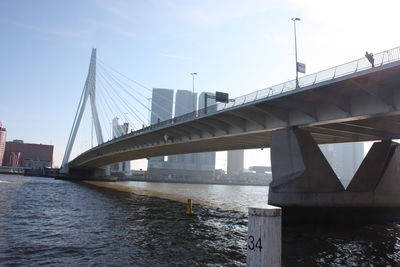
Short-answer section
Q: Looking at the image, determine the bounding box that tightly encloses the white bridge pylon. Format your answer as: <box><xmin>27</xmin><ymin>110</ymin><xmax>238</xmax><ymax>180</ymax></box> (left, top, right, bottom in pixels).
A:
<box><xmin>61</xmin><ymin>48</ymin><xmax>104</xmax><ymax>173</ymax></box>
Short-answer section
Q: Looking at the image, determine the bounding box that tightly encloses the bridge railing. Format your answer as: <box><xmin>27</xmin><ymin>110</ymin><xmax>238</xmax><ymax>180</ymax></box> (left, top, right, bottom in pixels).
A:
<box><xmin>196</xmin><ymin>46</ymin><xmax>400</xmax><ymax>118</ymax></box>
<box><xmin>117</xmin><ymin>46</ymin><xmax>400</xmax><ymax>142</ymax></box>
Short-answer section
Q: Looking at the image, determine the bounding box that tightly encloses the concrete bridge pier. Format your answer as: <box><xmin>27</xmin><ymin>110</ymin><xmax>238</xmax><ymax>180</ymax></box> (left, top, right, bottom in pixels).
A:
<box><xmin>268</xmin><ymin>128</ymin><xmax>400</xmax><ymax>208</ymax></box>
<box><xmin>268</xmin><ymin>127</ymin><xmax>344</xmax><ymax>207</ymax></box>
<box><xmin>66</xmin><ymin>166</ymin><xmax>116</xmax><ymax>181</ymax></box>
<box><xmin>347</xmin><ymin>140</ymin><xmax>400</xmax><ymax>206</ymax></box>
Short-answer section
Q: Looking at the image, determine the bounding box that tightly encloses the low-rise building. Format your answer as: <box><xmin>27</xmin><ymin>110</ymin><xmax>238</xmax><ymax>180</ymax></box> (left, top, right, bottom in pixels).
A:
<box><xmin>3</xmin><ymin>140</ymin><xmax>53</xmax><ymax>169</ymax></box>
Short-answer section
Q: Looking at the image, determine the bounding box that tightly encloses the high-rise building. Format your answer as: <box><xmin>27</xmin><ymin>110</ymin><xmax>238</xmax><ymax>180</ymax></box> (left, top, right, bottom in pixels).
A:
<box><xmin>320</xmin><ymin>143</ymin><xmax>364</xmax><ymax>186</ymax></box>
<box><xmin>175</xmin><ymin>89</ymin><xmax>197</xmax><ymax>117</ymax></box>
<box><xmin>193</xmin><ymin>92</ymin><xmax>216</xmax><ymax>171</ymax></box>
<box><xmin>227</xmin><ymin>149</ymin><xmax>244</xmax><ymax>175</ymax></box>
<box><xmin>3</xmin><ymin>140</ymin><xmax>53</xmax><ymax>168</ymax></box>
<box><xmin>168</xmin><ymin>90</ymin><xmax>197</xmax><ymax>170</ymax></box>
<box><xmin>148</xmin><ymin>88</ymin><xmax>174</xmax><ymax>169</ymax></box>
<box><xmin>0</xmin><ymin>123</ymin><xmax>6</xmax><ymax>166</ymax></box>
<box><xmin>111</xmin><ymin>117</ymin><xmax>131</xmax><ymax>173</ymax></box>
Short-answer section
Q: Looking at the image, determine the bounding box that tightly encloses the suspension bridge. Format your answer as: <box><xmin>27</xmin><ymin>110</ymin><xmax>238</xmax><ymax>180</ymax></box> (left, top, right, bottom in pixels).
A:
<box><xmin>60</xmin><ymin>46</ymin><xmax>400</xmax><ymax>208</ymax></box>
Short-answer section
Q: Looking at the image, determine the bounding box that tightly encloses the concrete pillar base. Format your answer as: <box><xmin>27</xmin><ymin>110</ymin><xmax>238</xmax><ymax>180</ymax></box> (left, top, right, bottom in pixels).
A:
<box><xmin>269</xmin><ymin>191</ymin><xmax>400</xmax><ymax>207</ymax></box>
<box><xmin>269</xmin><ymin>128</ymin><xmax>400</xmax><ymax>208</ymax></box>
<box><xmin>65</xmin><ymin>166</ymin><xmax>117</xmax><ymax>181</ymax></box>
<box><xmin>280</xmin><ymin>207</ymin><xmax>400</xmax><ymax>225</ymax></box>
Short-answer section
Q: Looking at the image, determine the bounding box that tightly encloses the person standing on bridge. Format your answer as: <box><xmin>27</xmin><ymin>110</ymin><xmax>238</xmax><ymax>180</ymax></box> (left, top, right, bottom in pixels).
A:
<box><xmin>365</xmin><ymin>51</ymin><xmax>374</xmax><ymax>67</ymax></box>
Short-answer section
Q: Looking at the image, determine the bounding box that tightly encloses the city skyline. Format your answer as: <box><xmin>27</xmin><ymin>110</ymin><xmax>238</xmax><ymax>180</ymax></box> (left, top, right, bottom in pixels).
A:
<box><xmin>1</xmin><ymin>0</ymin><xmax>399</xmax><ymax>169</ymax></box>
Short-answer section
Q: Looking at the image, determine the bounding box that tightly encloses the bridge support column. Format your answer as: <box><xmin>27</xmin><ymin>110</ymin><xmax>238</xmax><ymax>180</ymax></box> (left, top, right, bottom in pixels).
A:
<box><xmin>67</xmin><ymin>166</ymin><xmax>116</xmax><ymax>181</ymax></box>
<box><xmin>347</xmin><ymin>140</ymin><xmax>400</xmax><ymax>206</ymax></box>
<box><xmin>269</xmin><ymin>128</ymin><xmax>344</xmax><ymax>207</ymax></box>
<box><xmin>269</xmin><ymin>128</ymin><xmax>400</xmax><ymax>208</ymax></box>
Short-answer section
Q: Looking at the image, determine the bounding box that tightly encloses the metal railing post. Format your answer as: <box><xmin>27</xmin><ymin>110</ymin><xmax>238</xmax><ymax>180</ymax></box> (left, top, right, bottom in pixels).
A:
<box><xmin>355</xmin><ymin>59</ymin><xmax>359</xmax><ymax>73</ymax></box>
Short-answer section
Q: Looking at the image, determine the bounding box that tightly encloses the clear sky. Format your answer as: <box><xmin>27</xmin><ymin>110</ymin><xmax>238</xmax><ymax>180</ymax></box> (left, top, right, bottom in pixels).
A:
<box><xmin>1</xmin><ymin>0</ymin><xmax>400</xmax><ymax>169</ymax></box>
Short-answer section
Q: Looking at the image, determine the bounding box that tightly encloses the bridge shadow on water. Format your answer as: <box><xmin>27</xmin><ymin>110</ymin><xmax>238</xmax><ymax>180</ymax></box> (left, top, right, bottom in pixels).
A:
<box><xmin>283</xmin><ymin>213</ymin><xmax>400</xmax><ymax>266</ymax></box>
<box><xmin>280</xmin><ymin>207</ymin><xmax>400</xmax><ymax>265</ymax></box>
<box><xmin>282</xmin><ymin>206</ymin><xmax>400</xmax><ymax>226</ymax></box>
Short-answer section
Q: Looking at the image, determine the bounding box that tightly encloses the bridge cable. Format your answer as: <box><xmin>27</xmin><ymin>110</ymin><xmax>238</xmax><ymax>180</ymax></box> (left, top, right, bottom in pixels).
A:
<box><xmin>97</xmin><ymin>79</ymin><xmax>127</xmax><ymax>132</ymax></box>
<box><xmin>97</xmin><ymin>79</ymin><xmax>130</xmax><ymax>126</ymax></box>
<box><xmin>97</xmin><ymin>69</ymin><xmax>149</xmax><ymax>125</ymax></box>
<box><xmin>97</xmin><ymin>60</ymin><xmax>175</xmax><ymax>115</ymax></box>
<box><xmin>95</xmin><ymin>90</ymin><xmax>113</xmax><ymax>140</ymax></box>
<box><xmin>97</xmin><ymin>65</ymin><xmax>169</xmax><ymax>124</ymax></box>
<box><xmin>97</xmin><ymin>75</ymin><xmax>133</xmax><ymax>128</ymax></box>
<box><xmin>98</xmin><ymin>63</ymin><xmax>164</xmax><ymax>115</ymax></box>
<box><xmin>97</xmin><ymin>71</ymin><xmax>147</xmax><ymax>127</ymax></box>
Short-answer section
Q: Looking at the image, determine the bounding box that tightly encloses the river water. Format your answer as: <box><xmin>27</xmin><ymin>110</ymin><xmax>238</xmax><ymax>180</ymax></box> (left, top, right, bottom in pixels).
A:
<box><xmin>1</xmin><ymin>174</ymin><xmax>400</xmax><ymax>266</ymax></box>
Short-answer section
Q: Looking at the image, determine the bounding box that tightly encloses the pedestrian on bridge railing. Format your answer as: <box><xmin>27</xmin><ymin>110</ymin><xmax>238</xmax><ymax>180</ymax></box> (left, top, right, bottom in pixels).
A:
<box><xmin>365</xmin><ymin>51</ymin><xmax>375</xmax><ymax>67</ymax></box>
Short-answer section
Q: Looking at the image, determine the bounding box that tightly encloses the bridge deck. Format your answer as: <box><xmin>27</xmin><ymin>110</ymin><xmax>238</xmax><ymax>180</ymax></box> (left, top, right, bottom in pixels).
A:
<box><xmin>69</xmin><ymin>47</ymin><xmax>400</xmax><ymax>168</ymax></box>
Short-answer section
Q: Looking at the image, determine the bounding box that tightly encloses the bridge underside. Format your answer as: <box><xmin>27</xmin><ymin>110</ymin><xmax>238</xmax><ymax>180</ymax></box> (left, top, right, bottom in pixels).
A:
<box><xmin>69</xmin><ymin>113</ymin><xmax>400</xmax><ymax>170</ymax></box>
<box><xmin>69</xmin><ymin>61</ymin><xmax>400</xmax><ymax>169</ymax></box>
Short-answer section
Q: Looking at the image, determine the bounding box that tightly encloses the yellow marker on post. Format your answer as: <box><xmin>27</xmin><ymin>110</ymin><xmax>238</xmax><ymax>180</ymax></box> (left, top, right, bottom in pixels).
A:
<box><xmin>186</xmin><ymin>199</ymin><xmax>193</xmax><ymax>215</ymax></box>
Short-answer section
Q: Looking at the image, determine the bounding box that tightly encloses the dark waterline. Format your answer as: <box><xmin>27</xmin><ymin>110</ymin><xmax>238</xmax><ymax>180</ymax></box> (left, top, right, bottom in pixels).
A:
<box><xmin>1</xmin><ymin>175</ymin><xmax>400</xmax><ymax>266</ymax></box>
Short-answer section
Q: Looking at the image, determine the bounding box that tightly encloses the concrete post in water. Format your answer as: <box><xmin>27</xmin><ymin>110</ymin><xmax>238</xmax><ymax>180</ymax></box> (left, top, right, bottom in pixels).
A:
<box><xmin>247</xmin><ymin>205</ymin><xmax>281</xmax><ymax>267</ymax></box>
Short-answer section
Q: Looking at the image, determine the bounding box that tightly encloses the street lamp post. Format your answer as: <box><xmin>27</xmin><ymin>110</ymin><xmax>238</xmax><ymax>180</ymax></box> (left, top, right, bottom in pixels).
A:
<box><xmin>190</xmin><ymin>72</ymin><xmax>197</xmax><ymax>112</ymax></box>
<box><xmin>291</xmin><ymin>17</ymin><xmax>301</xmax><ymax>88</ymax></box>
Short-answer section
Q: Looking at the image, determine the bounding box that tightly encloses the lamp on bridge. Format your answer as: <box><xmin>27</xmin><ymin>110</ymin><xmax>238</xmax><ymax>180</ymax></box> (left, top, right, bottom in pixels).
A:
<box><xmin>190</xmin><ymin>72</ymin><xmax>197</xmax><ymax>112</ymax></box>
<box><xmin>291</xmin><ymin>17</ymin><xmax>304</xmax><ymax>89</ymax></box>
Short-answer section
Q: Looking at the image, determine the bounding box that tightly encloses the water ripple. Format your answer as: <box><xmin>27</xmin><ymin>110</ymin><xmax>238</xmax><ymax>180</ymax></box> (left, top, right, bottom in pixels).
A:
<box><xmin>1</xmin><ymin>175</ymin><xmax>400</xmax><ymax>266</ymax></box>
